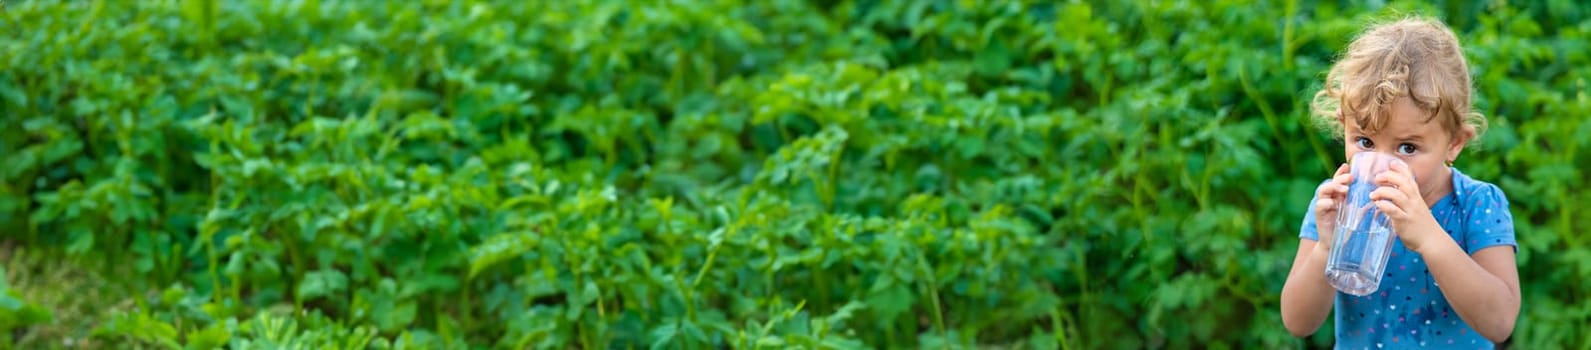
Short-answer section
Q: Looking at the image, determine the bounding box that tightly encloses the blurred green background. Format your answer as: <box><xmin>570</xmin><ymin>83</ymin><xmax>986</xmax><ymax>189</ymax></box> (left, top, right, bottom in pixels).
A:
<box><xmin>2</xmin><ymin>0</ymin><xmax>1587</xmax><ymax>348</ymax></box>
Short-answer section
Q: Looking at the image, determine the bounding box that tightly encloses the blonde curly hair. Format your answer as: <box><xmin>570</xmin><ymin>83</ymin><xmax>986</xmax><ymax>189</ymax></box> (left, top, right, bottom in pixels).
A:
<box><xmin>1310</xmin><ymin>17</ymin><xmax>1487</xmax><ymax>143</ymax></box>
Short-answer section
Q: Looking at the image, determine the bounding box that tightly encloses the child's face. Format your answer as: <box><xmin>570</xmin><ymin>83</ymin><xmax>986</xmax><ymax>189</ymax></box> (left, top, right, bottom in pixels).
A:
<box><xmin>1340</xmin><ymin>98</ymin><xmax>1468</xmax><ymax>192</ymax></box>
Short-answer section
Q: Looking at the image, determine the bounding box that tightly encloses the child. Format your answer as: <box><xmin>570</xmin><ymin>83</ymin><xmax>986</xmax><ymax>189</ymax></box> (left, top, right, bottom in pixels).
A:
<box><xmin>1279</xmin><ymin>17</ymin><xmax>1520</xmax><ymax>348</ymax></box>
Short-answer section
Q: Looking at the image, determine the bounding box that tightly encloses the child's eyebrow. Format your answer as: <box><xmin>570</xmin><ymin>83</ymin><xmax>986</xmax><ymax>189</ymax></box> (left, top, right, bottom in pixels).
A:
<box><xmin>1396</xmin><ymin>134</ymin><xmax>1425</xmax><ymax>142</ymax></box>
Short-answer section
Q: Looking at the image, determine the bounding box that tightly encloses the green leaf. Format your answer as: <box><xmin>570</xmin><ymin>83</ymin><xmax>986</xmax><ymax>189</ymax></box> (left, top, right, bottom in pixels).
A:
<box><xmin>185</xmin><ymin>322</ymin><xmax>232</xmax><ymax>350</ymax></box>
<box><xmin>94</xmin><ymin>312</ymin><xmax>181</xmax><ymax>349</ymax></box>
<box><xmin>297</xmin><ymin>269</ymin><xmax>348</xmax><ymax>301</ymax></box>
<box><xmin>649</xmin><ymin>321</ymin><xmax>679</xmax><ymax>350</ymax></box>
<box><xmin>466</xmin><ymin>231</ymin><xmax>538</xmax><ymax>279</ymax></box>
<box><xmin>865</xmin><ymin>283</ymin><xmax>913</xmax><ymax>324</ymax></box>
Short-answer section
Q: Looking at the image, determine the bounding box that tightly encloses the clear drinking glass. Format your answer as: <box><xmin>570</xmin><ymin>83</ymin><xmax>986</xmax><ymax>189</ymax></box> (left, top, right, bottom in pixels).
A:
<box><xmin>1324</xmin><ymin>152</ymin><xmax>1410</xmax><ymax>296</ymax></box>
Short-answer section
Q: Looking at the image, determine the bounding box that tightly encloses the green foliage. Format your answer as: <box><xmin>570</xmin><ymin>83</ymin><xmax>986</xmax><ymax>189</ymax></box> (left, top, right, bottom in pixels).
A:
<box><xmin>0</xmin><ymin>265</ymin><xmax>55</xmax><ymax>345</ymax></box>
<box><xmin>2</xmin><ymin>0</ymin><xmax>1588</xmax><ymax>348</ymax></box>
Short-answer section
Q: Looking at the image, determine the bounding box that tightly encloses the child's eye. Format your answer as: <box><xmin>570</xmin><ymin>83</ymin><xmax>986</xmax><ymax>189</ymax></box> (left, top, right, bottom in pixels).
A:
<box><xmin>1397</xmin><ymin>143</ymin><xmax>1418</xmax><ymax>155</ymax></box>
<box><xmin>1355</xmin><ymin>137</ymin><xmax>1375</xmax><ymax>149</ymax></box>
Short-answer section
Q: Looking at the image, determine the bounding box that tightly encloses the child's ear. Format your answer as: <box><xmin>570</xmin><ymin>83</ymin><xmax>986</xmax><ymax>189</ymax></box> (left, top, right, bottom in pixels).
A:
<box><xmin>1447</xmin><ymin>125</ymin><xmax>1477</xmax><ymax>161</ymax></box>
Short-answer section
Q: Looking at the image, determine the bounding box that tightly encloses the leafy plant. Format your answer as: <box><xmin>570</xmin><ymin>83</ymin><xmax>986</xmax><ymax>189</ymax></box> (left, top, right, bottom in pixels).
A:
<box><xmin>1</xmin><ymin>0</ymin><xmax>1587</xmax><ymax>349</ymax></box>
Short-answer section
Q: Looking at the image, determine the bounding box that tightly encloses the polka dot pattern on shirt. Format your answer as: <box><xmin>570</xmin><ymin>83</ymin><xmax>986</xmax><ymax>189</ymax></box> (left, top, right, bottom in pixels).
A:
<box><xmin>1297</xmin><ymin>167</ymin><xmax>1515</xmax><ymax>349</ymax></box>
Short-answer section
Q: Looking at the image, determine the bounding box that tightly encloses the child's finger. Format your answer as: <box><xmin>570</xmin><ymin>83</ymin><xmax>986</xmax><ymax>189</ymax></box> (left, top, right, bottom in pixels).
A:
<box><xmin>1369</xmin><ymin>186</ymin><xmax>1409</xmax><ymax>207</ymax></box>
<box><xmin>1316</xmin><ymin>182</ymin><xmax>1349</xmax><ymax>203</ymax></box>
<box><xmin>1331</xmin><ymin>172</ymin><xmax>1354</xmax><ymax>186</ymax></box>
<box><xmin>1374</xmin><ymin>171</ymin><xmax>1419</xmax><ymax>198</ymax></box>
<box><xmin>1315</xmin><ymin>181</ymin><xmax>1336</xmax><ymax>198</ymax></box>
<box><xmin>1389</xmin><ymin>160</ymin><xmax>1417</xmax><ymax>179</ymax></box>
<box><xmin>1373</xmin><ymin>199</ymin><xmax>1406</xmax><ymax>219</ymax></box>
<box><xmin>1315</xmin><ymin>197</ymin><xmax>1336</xmax><ymax>211</ymax></box>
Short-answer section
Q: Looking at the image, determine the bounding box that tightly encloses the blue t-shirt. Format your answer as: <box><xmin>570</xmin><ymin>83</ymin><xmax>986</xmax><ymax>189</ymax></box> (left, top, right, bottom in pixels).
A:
<box><xmin>1300</xmin><ymin>167</ymin><xmax>1517</xmax><ymax>349</ymax></box>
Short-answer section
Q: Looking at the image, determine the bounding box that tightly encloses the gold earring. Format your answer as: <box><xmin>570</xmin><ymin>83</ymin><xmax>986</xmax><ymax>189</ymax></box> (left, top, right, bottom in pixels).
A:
<box><xmin>1445</xmin><ymin>159</ymin><xmax>1454</xmax><ymax>167</ymax></box>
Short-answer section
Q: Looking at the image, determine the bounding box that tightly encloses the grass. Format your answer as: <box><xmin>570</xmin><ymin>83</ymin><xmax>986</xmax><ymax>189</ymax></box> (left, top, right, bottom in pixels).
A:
<box><xmin>2</xmin><ymin>242</ymin><xmax>149</xmax><ymax>349</ymax></box>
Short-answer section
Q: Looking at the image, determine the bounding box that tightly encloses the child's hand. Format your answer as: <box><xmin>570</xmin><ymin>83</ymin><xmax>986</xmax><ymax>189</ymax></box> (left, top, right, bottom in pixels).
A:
<box><xmin>1370</xmin><ymin>161</ymin><xmax>1441</xmax><ymax>252</ymax></box>
<box><xmin>1311</xmin><ymin>163</ymin><xmax>1353</xmax><ymax>255</ymax></box>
